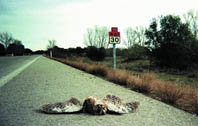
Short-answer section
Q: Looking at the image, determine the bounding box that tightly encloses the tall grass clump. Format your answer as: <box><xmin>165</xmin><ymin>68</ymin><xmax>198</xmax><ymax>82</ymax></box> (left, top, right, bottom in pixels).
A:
<box><xmin>189</xmin><ymin>91</ymin><xmax>198</xmax><ymax>114</ymax></box>
<box><xmin>176</xmin><ymin>87</ymin><xmax>198</xmax><ymax>114</ymax></box>
<box><xmin>152</xmin><ymin>81</ymin><xmax>184</xmax><ymax>105</ymax></box>
<box><xmin>126</xmin><ymin>76</ymin><xmax>151</xmax><ymax>93</ymax></box>
<box><xmin>106</xmin><ymin>69</ymin><xmax>129</xmax><ymax>86</ymax></box>
<box><xmin>126</xmin><ymin>73</ymin><xmax>156</xmax><ymax>93</ymax></box>
<box><xmin>86</xmin><ymin>64</ymin><xmax>108</xmax><ymax>77</ymax></box>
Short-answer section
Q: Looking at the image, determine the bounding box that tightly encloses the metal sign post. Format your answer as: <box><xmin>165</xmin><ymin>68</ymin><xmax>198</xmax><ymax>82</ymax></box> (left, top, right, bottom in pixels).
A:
<box><xmin>113</xmin><ymin>44</ymin><xmax>116</xmax><ymax>69</ymax></box>
<box><xmin>50</xmin><ymin>50</ymin><xmax>52</xmax><ymax>58</ymax></box>
<box><xmin>109</xmin><ymin>27</ymin><xmax>120</xmax><ymax>69</ymax></box>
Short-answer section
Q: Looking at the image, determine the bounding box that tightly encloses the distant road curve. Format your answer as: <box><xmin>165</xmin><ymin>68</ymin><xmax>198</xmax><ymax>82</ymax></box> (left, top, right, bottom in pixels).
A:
<box><xmin>0</xmin><ymin>55</ymin><xmax>41</xmax><ymax>88</ymax></box>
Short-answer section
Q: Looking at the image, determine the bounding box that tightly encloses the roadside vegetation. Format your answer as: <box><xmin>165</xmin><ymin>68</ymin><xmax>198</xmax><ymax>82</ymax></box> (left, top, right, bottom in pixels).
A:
<box><xmin>0</xmin><ymin>32</ymin><xmax>33</xmax><ymax>56</ymax></box>
<box><xmin>46</xmin><ymin>11</ymin><xmax>198</xmax><ymax>115</ymax></box>
<box><xmin>50</xmin><ymin>57</ymin><xmax>198</xmax><ymax>115</ymax></box>
<box><xmin>0</xmin><ymin>32</ymin><xmax>48</xmax><ymax>56</ymax></box>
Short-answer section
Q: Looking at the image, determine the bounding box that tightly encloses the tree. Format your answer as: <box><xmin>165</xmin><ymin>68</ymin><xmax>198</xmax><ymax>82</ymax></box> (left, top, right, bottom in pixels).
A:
<box><xmin>145</xmin><ymin>18</ymin><xmax>160</xmax><ymax>49</ymax></box>
<box><xmin>51</xmin><ymin>46</ymin><xmax>67</xmax><ymax>58</ymax></box>
<box><xmin>183</xmin><ymin>10</ymin><xmax>198</xmax><ymax>38</ymax></box>
<box><xmin>124</xmin><ymin>27</ymin><xmax>137</xmax><ymax>48</ymax></box>
<box><xmin>84</xmin><ymin>26</ymin><xmax>109</xmax><ymax>48</ymax></box>
<box><xmin>124</xmin><ymin>26</ymin><xmax>146</xmax><ymax>48</ymax></box>
<box><xmin>0</xmin><ymin>32</ymin><xmax>13</xmax><ymax>49</ymax></box>
<box><xmin>47</xmin><ymin>40</ymin><xmax>56</xmax><ymax>49</ymax></box>
<box><xmin>7</xmin><ymin>40</ymin><xmax>24</xmax><ymax>56</ymax></box>
<box><xmin>135</xmin><ymin>26</ymin><xmax>146</xmax><ymax>46</ymax></box>
<box><xmin>24</xmin><ymin>48</ymin><xmax>33</xmax><ymax>55</ymax></box>
<box><xmin>145</xmin><ymin>15</ymin><xmax>195</xmax><ymax>69</ymax></box>
<box><xmin>75</xmin><ymin>47</ymin><xmax>85</xmax><ymax>56</ymax></box>
<box><xmin>33</xmin><ymin>50</ymin><xmax>46</xmax><ymax>55</ymax></box>
<box><xmin>123</xmin><ymin>44</ymin><xmax>147</xmax><ymax>61</ymax></box>
<box><xmin>183</xmin><ymin>10</ymin><xmax>198</xmax><ymax>64</ymax></box>
<box><xmin>0</xmin><ymin>43</ymin><xmax>5</xmax><ymax>56</ymax></box>
<box><xmin>86</xmin><ymin>46</ymin><xmax>106</xmax><ymax>61</ymax></box>
<box><xmin>47</xmin><ymin>40</ymin><xmax>56</xmax><ymax>58</ymax></box>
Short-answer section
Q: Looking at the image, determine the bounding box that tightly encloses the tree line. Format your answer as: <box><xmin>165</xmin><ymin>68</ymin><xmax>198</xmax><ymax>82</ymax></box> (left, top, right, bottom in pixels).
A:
<box><xmin>0</xmin><ymin>32</ymin><xmax>33</xmax><ymax>56</ymax></box>
<box><xmin>48</xmin><ymin>10</ymin><xmax>198</xmax><ymax>69</ymax></box>
<box><xmin>81</xmin><ymin>10</ymin><xmax>198</xmax><ymax>69</ymax></box>
<box><xmin>145</xmin><ymin>11</ymin><xmax>198</xmax><ymax>69</ymax></box>
<box><xmin>46</xmin><ymin>40</ymin><xmax>128</xmax><ymax>61</ymax></box>
<box><xmin>2</xmin><ymin>9</ymin><xmax>197</xmax><ymax>70</ymax></box>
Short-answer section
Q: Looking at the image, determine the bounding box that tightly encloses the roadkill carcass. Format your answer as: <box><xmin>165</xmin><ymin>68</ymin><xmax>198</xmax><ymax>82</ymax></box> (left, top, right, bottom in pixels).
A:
<box><xmin>41</xmin><ymin>95</ymin><xmax>140</xmax><ymax>115</ymax></box>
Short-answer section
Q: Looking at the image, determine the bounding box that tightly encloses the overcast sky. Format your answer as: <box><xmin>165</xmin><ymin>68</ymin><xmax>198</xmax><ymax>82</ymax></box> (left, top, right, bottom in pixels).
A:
<box><xmin>0</xmin><ymin>0</ymin><xmax>197</xmax><ymax>51</ymax></box>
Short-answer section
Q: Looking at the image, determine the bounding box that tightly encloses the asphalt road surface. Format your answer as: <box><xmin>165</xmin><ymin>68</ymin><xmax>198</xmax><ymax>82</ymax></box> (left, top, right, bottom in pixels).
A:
<box><xmin>0</xmin><ymin>56</ymin><xmax>197</xmax><ymax>126</ymax></box>
<box><xmin>0</xmin><ymin>55</ymin><xmax>41</xmax><ymax>88</ymax></box>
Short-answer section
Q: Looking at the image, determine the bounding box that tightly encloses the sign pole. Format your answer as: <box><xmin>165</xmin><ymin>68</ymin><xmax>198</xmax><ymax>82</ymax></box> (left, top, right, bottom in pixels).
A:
<box><xmin>113</xmin><ymin>44</ymin><xmax>116</xmax><ymax>69</ymax></box>
<box><xmin>50</xmin><ymin>50</ymin><xmax>52</xmax><ymax>58</ymax></box>
<box><xmin>109</xmin><ymin>27</ymin><xmax>120</xmax><ymax>70</ymax></box>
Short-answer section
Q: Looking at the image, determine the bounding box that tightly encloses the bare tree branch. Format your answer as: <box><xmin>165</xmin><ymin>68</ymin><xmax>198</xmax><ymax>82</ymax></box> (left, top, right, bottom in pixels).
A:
<box><xmin>84</xmin><ymin>26</ymin><xmax>109</xmax><ymax>48</ymax></box>
<box><xmin>124</xmin><ymin>27</ymin><xmax>138</xmax><ymax>48</ymax></box>
<box><xmin>47</xmin><ymin>40</ymin><xmax>56</xmax><ymax>49</ymax></box>
<box><xmin>124</xmin><ymin>26</ymin><xmax>146</xmax><ymax>48</ymax></box>
<box><xmin>0</xmin><ymin>32</ymin><xmax>13</xmax><ymax>49</ymax></box>
<box><xmin>135</xmin><ymin>26</ymin><xmax>146</xmax><ymax>46</ymax></box>
<box><xmin>183</xmin><ymin>10</ymin><xmax>198</xmax><ymax>38</ymax></box>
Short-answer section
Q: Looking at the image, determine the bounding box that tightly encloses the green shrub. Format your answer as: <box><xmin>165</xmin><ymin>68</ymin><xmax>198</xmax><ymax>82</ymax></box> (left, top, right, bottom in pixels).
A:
<box><xmin>86</xmin><ymin>46</ymin><xmax>106</xmax><ymax>61</ymax></box>
<box><xmin>123</xmin><ymin>44</ymin><xmax>147</xmax><ymax>61</ymax></box>
<box><xmin>145</xmin><ymin>15</ymin><xmax>196</xmax><ymax>69</ymax></box>
<box><xmin>0</xmin><ymin>43</ymin><xmax>5</xmax><ymax>56</ymax></box>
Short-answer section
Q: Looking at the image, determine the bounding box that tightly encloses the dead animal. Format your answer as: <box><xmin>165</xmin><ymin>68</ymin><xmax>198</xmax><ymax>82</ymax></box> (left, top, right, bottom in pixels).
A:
<box><xmin>41</xmin><ymin>95</ymin><xmax>140</xmax><ymax>115</ymax></box>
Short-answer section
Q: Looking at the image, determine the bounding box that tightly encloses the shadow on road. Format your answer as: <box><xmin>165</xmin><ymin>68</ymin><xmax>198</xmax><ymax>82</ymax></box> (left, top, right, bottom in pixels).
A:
<box><xmin>33</xmin><ymin>109</ymin><xmax>122</xmax><ymax>116</ymax></box>
<box><xmin>33</xmin><ymin>109</ymin><xmax>83</xmax><ymax>115</ymax></box>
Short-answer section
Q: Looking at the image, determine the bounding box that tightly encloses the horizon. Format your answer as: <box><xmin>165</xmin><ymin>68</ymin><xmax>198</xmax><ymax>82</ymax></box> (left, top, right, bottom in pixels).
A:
<box><xmin>0</xmin><ymin>0</ymin><xmax>197</xmax><ymax>51</ymax></box>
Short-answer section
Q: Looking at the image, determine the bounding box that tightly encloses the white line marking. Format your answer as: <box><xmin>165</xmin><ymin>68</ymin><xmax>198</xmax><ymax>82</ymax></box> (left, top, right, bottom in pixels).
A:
<box><xmin>0</xmin><ymin>56</ymin><xmax>41</xmax><ymax>88</ymax></box>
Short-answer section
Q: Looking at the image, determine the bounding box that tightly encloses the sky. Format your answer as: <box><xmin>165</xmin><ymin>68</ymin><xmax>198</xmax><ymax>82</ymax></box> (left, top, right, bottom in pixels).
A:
<box><xmin>0</xmin><ymin>0</ymin><xmax>197</xmax><ymax>51</ymax></box>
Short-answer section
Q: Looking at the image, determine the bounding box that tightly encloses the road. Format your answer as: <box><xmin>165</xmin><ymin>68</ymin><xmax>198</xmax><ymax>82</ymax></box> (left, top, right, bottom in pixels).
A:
<box><xmin>0</xmin><ymin>56</ymin><xmax>39</xmax><ymax>78</ymax></box>
<box><xmin>0</xmin><ymin>56</ymin><xmax>197</xmax><ymax>126</ymax></box>
<box><xmin>0</xmin><ymin>55</ymin><xmax>41</xmax><ymax>88</ymax></box>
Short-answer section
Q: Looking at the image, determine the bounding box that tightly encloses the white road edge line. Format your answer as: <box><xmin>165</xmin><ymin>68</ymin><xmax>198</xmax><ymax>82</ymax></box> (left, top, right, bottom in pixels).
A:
<box><xmin>0</xmin><ymin>56</ymin><xmax>42</xmax><ymax>88</ymax></box>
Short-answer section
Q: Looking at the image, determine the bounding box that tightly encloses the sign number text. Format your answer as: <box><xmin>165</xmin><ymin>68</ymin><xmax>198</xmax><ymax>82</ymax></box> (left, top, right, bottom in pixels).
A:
<box><xmin>109</xmin><ymin>37</ymin><xmax>120</xmax><ymax>44</ymax></box>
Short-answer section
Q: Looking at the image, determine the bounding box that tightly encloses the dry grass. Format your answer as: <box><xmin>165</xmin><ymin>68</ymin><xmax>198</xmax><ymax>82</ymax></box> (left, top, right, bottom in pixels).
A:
<box><xmin>126</xmin><ymin>73</ymin><xmax>156</xmax><ymax>93</ymax></box>
<box><xmin>106</xmin><ymin>69</ymin><xmax>129</xmax><ymax>86</ymax></box>
<box><xmin>126</xmin><ymin>76</ymin><xmax>152</xmax><ymax>93</ymax></box>
<box><xmin>50</xmin><ymin>57</ymin><xmax>198</xmax><ymax>115</ymax></box>
<box><xmin>152</xmin><ymin>81</ymin><xmax>184</xmax><ymax>105</ymax></box>
<box><xmin>176</xmin><ymin>87</ymin><xmax>198</xmax><ymax>114</ymax></box>
<box><xmin>86</xmin><ymin>64</ymin><xmax>108</xmax><ymax>77</ymax></box>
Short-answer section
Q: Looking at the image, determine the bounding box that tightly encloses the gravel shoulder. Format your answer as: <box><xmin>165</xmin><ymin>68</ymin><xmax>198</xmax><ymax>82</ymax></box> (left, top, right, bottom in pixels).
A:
<box><xmin>0</xmin><ymin>56</ymin><xmax>197</xmax><ymax>126</ymax></box>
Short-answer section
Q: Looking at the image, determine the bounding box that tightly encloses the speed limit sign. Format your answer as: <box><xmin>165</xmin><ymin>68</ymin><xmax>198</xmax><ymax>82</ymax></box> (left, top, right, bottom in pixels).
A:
<box><xmin>109</xmin><ymin>37</ymin><xmax>120</xmax><ymax>44</ymax></box>
<box><xmin>109</xmin><ymin>27</ymin><xmax>120</xmax><ymax>44</ymax></box>
<box><xmin>109</xmin><ymin>27</ymin><xmax>120</xmax><ymax>69</ymax></box>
